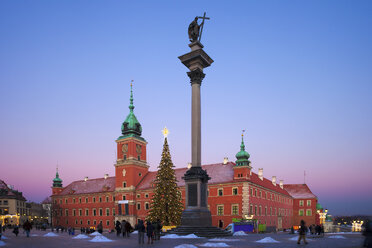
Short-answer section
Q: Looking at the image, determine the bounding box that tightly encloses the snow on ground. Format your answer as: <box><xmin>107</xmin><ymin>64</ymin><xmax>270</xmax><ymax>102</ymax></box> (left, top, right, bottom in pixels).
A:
<box><xmin>233</xmin><ymin>231</ymin><xmax>247</xmax><ymax>236</ymax></box>
<box><xmin>132</xmin><ymin>231</ymin><xmax>138</xmax><ymax>234</ymax></box>
<box><xmin>89</xmin><ymin>231</ymin><xmax>101</xmax><ymax>236</ymax></box>
<box><xmin>0</xmin><ymin>241</ymin><xmax>5</xmax><ymax>247</ymax></box>
<box><xmin>73</xmin><ymin>234</ymin><xmax>90</xmax><ymax>239</ymax></box>
<box><xmin>199</xmin><ymin>242</ymin><xmax>230</xmax><ymax>247</ymax></box>
<box><xmin>256</xmin><ymin>237</ymin><xmax>280</xmax><ymax>243</ymax></box>
<box><xmin>174</xmin><ymin>244</ymin><xmax>198</xmax><ymax>248</ymax></box>
<box><xmin>31</xmin><ymin>234</ymin><xmax>39</xmax><ymax>237</ymax></box>
<box><xmin>89</xmin><ymin>235</ymin><xmax>113</xmax><ymax>242</ymax></box>
<box><xmin>328</xmin><ymin>232</ymin><xmax>357</xmax><ymax>235</ymax></box>
<box><xmin>209</xmin><ymin>238</ymin><xmax>239</xmax><ymax>242</ymax></box>
<box><xmin>328</xmin><ymin>235</ymin><xmax>346</xmax><ymax>239</ymax></box>
<box><xmin>44</xmin><ymin>232</ymin><xmax>59</xmax><ymax>237</ymax></box>
<box><xmin>163</xmin><ymin>234</ymin><xmax>201</xmax><ymax>239</ymax></box>
<box><xmin>289</xmin><ymin>236</ymin><xmax>314</xmax><ymax>241</ymax></box>
<box><xmin>0</xmin><ymin>236</ymin><xmax>8</xmax><ymax>239</ymax></box>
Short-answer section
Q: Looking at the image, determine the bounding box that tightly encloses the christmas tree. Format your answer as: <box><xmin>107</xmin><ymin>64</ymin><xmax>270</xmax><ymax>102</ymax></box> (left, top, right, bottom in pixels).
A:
<box><xmin>148</xmin><ymin>128</ymin><xmax>183</xmax><ymax>225</ymax></box>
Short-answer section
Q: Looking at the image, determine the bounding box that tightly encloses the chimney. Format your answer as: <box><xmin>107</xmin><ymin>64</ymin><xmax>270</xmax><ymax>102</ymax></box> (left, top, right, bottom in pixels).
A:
<box><xmin>104</xmin><ymin>174</ymin><xmax>109</xmax><ymax>179</ymax></box>
<box><xmin>272</xmin><ymin>176</ymin><xmax>276</xmax><ymax>186</ymax></box>
<box><xmin>223</xmin><ymin>157</ymin><xmax>228</xmax><ymax>165</ymax></box>
<box><xmin>258</xmin><ymin>168</ymin><xmax>263</xmax><ymax>180</ymax></box>
<box><xmin>279</xmin><ymin>180</ymin><xmax>284</xmax><ymax>189</ymax></box>
<box><xmin>84</xmin><ymin>177</ymin><xmax>88</xmax><ymax>182</ymax></box>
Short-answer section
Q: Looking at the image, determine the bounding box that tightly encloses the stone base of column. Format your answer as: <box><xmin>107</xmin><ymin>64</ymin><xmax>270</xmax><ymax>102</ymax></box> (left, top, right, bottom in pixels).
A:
<box><xmin>181</xmin><ymin>208</ymin><xmax>212</xmax><ymax>226</ymax></box>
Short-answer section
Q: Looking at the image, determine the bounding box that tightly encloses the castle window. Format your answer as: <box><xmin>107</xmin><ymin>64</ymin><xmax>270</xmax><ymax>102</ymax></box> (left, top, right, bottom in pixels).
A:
<box><xmin>145</xmin><ymin>194</ymin><xmax>149</xmax><ymax>198</ymax></box>
<box><xmin>232</xmin><ymin>204</ymin><xmax>239</xmax><ymax>215</ymax></box>
<box><xmin>65</xmin><ymin>209</ymin><xmax>68</xmax><ymax>216</ymax></box>
<box><xmin>113</xmin><ymin>208</ymin><xmax>115</xmax><ymax>216</ymax></box>
<box><xmin>145</xmin><ymin>202</ymin><xmax>149</xmax><ymax>210</ymax></box>
<box><xmin>265</xmin><ymin>207</ymin><xmax>267</xmax><ymax>216</ymax></box>
<box><xmin>79</xmin><ymin>209</ymin><xmax>82</xmax><ymax>216</ymax></box>
<box><xmin>306</xmin><ymin>209</ymin><xmax>312</xmax><ymax>216</ymax></box>
<box><xmin>250</xmin><ymin>205</ymin><xmax>253</xmax><ymax>215</ymax></box>
<box><xmin>93</xmin><ymin>197</ymin><xmax>96</xmax><ymax>203</ymax></box>
<box><xmin>299</xmin><ymin>200</ymin><xmax>304</xmax><ymax>207</ymax></box>
<box><xmin>218</xmin><ymin>188</ymin><xmax>223</xmax><ymax>196</ymax></box>
<box><xmin>217</xmin><ymin>205</ymin><xmax>224</xmax><ymax>216</ymax></box>
<box><xmin>232</xmin><ymin>187</ymin><xmax>238</xmax><ymax>195</ymax></box>
<box><xmin>99</xmin><ymin>208</ymin><xmax>103</xmax><ymax>216</ymax></box>
<box><xmin>254</xmin><ymin>189</ymin><xmax>257</xmax><ymax>197</ymax></box>
<box><xmin>75</xmin><ymin>220</ymin><xmax>78</xmax><ymax>225</ymax></box>
<box><xmin>123</xmin><ymin>182</ymin><xmax>127</xmax><ymax>188</ymax></box>
<box><xmin>66</xmin><ymin>220</ymin><xmax>68</xmax><ymax>225</ymax></box>
<box><xmin>73</xmin><ymin>209</ymin><xmax>76</xmax><ymax>216</ymax></box>
<box><xmin>137</xmin><ymin>194</ymin><xmax>140</xmax><ymax>198</ymax></box>
<box><xmin>299</xmin><ymin>209</ymin><xmax>304</xmax><ymax>216</ymax></box>
<box><xmin>79</xmin><ymin>198</ymin><xmax>82</xmax><ymax>203</ymax></box>
<box><xmin>250</xmin><ymin>188</ymin><xmax>253</xmax><ymax>196</ymax></box>
<box><xmin>255</xmin><ymin>205</ymin><xmax>257</xmax><ymax>215</ymax></box>
<box><xmin>87</xmin><ymin>220</ymin><xmax>90</xmax><ymax>225</ymax></box>
<box><xmin>259</xmin><ymin>206</ymin><xmax>262</xmax><ymax>216</ymax></box>
<box><xmin>124</xmin><ymin>155</ymin><xmax>127</xmax><ymax>160</ymax></box>
<box><xmin>80</xmin><ymin>220</ymin><xmax>83</xmax><ymax>225</ymax></box>
<box><xmin>106</xmin><ymin>220</ymin><xmax>110</xmax><ymax>226</ymax></box>
<box><xmin>139</xmin><ymin>173</ymin><xmax>142</xmax><ymax>177</ymax></box>
<box><xmin>106</xmin><ymin>208</ymin><xmax>110</xmax><ymax>216</ymax></box>
<box><xmin>137</xmin><ymin>203</ymin><xmax>141</xmax><ymax>210</ymax></box>
<box><xmin>307</xmin><ymin>200</ymin><xmax>311</xmax><ymax>206</ymax></box>
<box><xmin>93</xmin><ymin>209</ymin><xmax>97</xmax><ymax>216</ymax></box>
<box><xmin>138</xmin><ymin>155</ymin><xmax>141</xmax><ymax>161</ymax></box>
<box><xmin>99</xmin><ymin>197</ymin><xmax>102</xmax><ymax>203</ymax></box>
<box><xmin>73</xmin><ymin>198</ymin><xmax>76</xmax><ymax>204</ymax></box>
<box><xmin>106</xmin><ymin>196</ymin><xmax>109</xmax><ymax>202</ymax></box>
<box><xmin>65</xmin><ymin>199</ymin><xmax>68</xmax><ymax>204</ymax></box>
<box><xmin>94</xmin><ymin>220</ymin><xmax>96</xmax><ymax>225</ymax></box>
<box><xmin>123</xmin><ymin>195</ymin><xmax>126</xmax><ymax>200</ymax></box>
<box><xmin>85</xmin><ymin>198</ymin><xmax>88</xmax><ymax>203</ymax></box>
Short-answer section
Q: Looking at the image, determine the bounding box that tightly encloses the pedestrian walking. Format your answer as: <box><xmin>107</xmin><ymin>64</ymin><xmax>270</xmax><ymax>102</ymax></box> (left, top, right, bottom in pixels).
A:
<box><xmin>97</xmin><ymin>222</ymin><xmax>103</xmax><ymax>234</ymax></box>
<box><xmin>297</xmin><ymin>220</ymin><xmax>308</xmax><ymax>245</ymax></box>
<box><xmin>125</xmin><ymin>221</ymin><xmax>131</xmax><ymax>237</ymax></box>
<box><xmin>136</xmin><ymin>220</ymin><xmax>145</xmax><ymax>245</ymax></box>
<box><xmin>121</xmin><ymin>220</ymin><xmax>127</xmax><ymax>238</ymax></box>
<box><xmin>115</xmin><ymin>221</ymin><xmax>121</xmax><ymax>236</ymax></box>
<box><xmin>146</xmin><ymin>221</ymin><xmax>154</xmax><ymax>244</ymax></box>
<box><xmin>13</xmin><ymin>225</ymin><xmax>19</xmax><ymax>237</ymax></box>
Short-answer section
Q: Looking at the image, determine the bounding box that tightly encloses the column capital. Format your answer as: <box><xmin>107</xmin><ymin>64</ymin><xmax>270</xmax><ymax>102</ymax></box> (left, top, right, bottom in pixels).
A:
<box><xmin>187</xmin><ymin>68</ymin><xmax>205</xmax><ymax>85</ymax></box>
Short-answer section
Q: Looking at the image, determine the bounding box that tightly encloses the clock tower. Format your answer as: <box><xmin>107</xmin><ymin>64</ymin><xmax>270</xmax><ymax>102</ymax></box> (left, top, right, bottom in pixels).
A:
<box><xmin>114</xmin><ymin>84</ymin><xmax>148</xmax><ymax>225</ymax></box>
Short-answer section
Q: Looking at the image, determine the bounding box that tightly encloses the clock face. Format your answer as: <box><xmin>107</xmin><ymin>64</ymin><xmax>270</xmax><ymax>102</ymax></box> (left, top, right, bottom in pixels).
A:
<box><xmin>122</xmin><ymin>144</ymin><xmax>128</xmax><ymax>153</ymax></box>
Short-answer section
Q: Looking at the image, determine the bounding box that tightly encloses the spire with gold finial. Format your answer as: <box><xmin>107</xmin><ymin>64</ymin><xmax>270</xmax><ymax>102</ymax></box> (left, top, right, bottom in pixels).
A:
<box><xmin>121</xmin><ymin>80</ymin><xmax>142</xmax><ymax>137</ymax></box>
<box><xmin>235</xmin><ymin>130</ymin><xmax>251</xmax><ymax>166</ymax></box>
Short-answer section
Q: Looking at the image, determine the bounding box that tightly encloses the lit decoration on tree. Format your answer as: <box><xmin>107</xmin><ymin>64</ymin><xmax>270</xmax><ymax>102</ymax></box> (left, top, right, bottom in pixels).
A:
<box><xmin>147</xmin><ymin>127</ymin><xmax>183</xmax><ymax>225</ymax></box>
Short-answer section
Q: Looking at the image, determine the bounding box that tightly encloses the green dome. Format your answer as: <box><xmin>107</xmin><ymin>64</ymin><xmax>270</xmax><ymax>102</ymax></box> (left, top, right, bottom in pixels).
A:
<box><xmin>53</xmin><ymin>170</ymin><xmax>63</xmax><ymax>188</ymax></box>
<box><xmin>316</xmin><ymin>203</ymin><xmax>323</xmax><ymax>210</ymax></box>
<box><xmin>235</xmin><ymin>135</ymin><xmax>251</xmax><ymax>166</ymax></box>
<box><xmin>121</xmin><ymin>84</ymin><xmax>142</xmax><ymax>137</ymax></box>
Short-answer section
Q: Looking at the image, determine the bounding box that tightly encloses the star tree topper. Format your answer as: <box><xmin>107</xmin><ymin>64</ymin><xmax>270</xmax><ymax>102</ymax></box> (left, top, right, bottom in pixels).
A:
<box><xmin>162</xmin><ymin>127</ymin><xmax>169</xmax><ymax>138</ymax></box>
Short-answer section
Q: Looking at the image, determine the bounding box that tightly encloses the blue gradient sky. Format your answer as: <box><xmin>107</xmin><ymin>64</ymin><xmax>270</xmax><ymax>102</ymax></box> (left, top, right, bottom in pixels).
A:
<box><xmin>1</xmin><ymin>0</ymin><xmax>371</xmax><ymax>215</ymax></box>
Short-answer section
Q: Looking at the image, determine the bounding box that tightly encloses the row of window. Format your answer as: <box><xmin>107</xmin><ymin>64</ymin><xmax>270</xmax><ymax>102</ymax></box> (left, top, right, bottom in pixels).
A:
<box><xmin>0</xmin><ymin>200</ymin><xmax>8</xmax><ymax>205</ymax></box>
<box><xmin>214</xmin><ymin>187</ymin><xmax>239</xmax><ymax>197</ymax></box>
<box><xmin>299</xmin><ymin>200</ymin><xmax>312</xmax><ymax>207</ymax></box>
<box><xmin>55</xmin><ymin>195</ymin><xmax>113</xmax><ymax>205</ymax></box>
<box><xmin>250</xmin><ymin>187</ymin><xmax>292</xmax><ymax>205</ymax></box>
<box><xmin>60</xmin><ymin>208</ymin><xmax>115</xmax><ymax>217</ymax></box>
<box><xmin>215</xmin><ymin>204</ymin><xmax>240</xmax><ymax>216</ymax></box>
<box><xmin>299</xmin><ymin>209</ymin><xmax>312</xmax><ymax>216</ymax></box>
<box><xmin>248</xmin><ymin>205</ymin><xmax>292</xmax><ymax>217</ymax></box>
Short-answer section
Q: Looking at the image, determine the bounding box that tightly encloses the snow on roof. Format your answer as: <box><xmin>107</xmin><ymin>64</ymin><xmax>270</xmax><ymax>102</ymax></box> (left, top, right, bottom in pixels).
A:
<box><xmin>284</xmin><ymin>184</ymin><xmax>317</xmax><ymax>199</ymax></box>
<box><xmin>57</xmin><ymin>177</ymin><xmax>115</xmax><ymax>196</ymax></box>
<box><xmin>249</xmin><ymin>172</ymin><xmax>291</xmax><ymax>196</ymax></box>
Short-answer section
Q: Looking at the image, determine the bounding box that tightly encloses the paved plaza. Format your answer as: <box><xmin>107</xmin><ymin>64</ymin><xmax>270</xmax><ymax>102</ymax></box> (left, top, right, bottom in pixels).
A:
<box><xmin>0</xmin><ymin>229</ymin><xmax>365</xmax><ymax>248</ymax></box>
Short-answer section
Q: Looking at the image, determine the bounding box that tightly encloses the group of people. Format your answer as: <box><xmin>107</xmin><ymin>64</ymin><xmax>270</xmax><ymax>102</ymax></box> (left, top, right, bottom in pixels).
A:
<box><xmin>134</xmin><ymin>219</ymin><xmax>162</xmax><ymax>245</ymax></box>
<box><xmin>4</xmin><ymin>220</ymin><xmax>33</xmax><ymax>238</ymax></box>
<box><xmin>309</xmin><ymin>223</ymin><xmax>324</xmax><ymax>236</ymax></box>
<box><xmin>115</xmin><ymin>220</ymin><xmax>133</xmax><ymax>238</ymax></box>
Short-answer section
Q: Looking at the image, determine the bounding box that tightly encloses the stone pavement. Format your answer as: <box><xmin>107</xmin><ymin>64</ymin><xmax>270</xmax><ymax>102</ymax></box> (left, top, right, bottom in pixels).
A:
<box><xmin>0</xmin><ymin>229</ymin><xmax>365</xmax><ymax>248</ymax></box>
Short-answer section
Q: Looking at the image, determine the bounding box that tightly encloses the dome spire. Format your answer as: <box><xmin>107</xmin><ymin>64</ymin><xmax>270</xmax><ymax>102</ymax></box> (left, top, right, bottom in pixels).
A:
<box><xmin>120</xmin><ymin>81</ymin><xmax>143</xmax><ymax>138</ymax></box>
<box><xmin>235</xmin><ymin>130</ymin><xmax>251</xmax><ymax>167</ymax></box>
<box><xmin>53</xmin><ymin>165</ymin><xmax>63</xmax><ymax>188</ymax></box>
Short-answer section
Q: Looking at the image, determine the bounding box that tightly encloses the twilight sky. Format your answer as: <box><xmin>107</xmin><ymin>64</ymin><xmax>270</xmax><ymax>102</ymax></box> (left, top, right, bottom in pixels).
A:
<box><xmin>0</xmin><ymin>0</ymin><xmax>371</xmax><ymax>216</ymax></box>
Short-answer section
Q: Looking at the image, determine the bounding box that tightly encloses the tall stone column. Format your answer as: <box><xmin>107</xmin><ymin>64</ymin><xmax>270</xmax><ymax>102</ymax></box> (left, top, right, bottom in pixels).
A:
<box><xmin>179</xmin><ymin>41</ymin><xmax>213</xmax><ymax>226</ymax></box>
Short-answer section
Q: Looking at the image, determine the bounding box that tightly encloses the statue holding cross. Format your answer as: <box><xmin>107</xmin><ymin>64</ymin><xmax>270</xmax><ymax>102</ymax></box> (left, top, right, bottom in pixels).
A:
<box><xmin>188</xmin><ymin>12</ymin><xmax>210</xmax><ymax>43</ymax></box>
